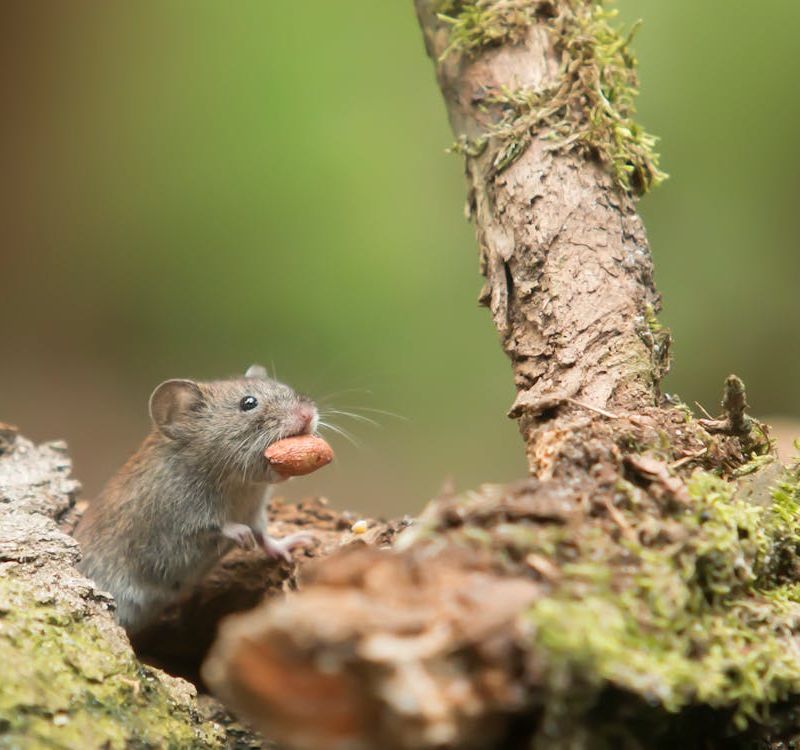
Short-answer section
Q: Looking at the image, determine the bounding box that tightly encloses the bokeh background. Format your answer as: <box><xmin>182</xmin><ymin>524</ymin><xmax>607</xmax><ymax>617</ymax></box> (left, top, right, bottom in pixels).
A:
<box><xmin>2</xmin><ymin>2</ymin><xmax>799</xmax><ymax>516</ymax></box>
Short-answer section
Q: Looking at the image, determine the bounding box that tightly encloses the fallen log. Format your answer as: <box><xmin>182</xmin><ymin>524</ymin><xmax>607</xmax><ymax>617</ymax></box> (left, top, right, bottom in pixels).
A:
<box><xmin>0</xmin><ymin>425</ymin><xmax>253</xmax><ymax>747</ymax></box>
<box><xmin>0</xmin><ymin>423</ymin><xmax>399</xmax><ymax>748</ymax></box>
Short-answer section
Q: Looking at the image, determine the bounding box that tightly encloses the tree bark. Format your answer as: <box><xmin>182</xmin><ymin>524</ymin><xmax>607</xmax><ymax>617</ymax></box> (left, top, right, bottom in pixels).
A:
<box><xmin>415</xmin><ymin>0</ymin><xmax>663</xmax><ymax>478</ymax></box>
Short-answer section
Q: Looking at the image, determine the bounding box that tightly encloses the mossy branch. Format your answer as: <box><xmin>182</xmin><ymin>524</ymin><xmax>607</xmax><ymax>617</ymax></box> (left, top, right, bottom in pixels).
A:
<box><xmin>699</xmin><ymin>375</ymin><xmax>771</xmax><ymax>457</ymax></box>
<box><xmin>442</xmin><ymin>0</ymin><xmax>666</xmax><ymax>194</ymax></box>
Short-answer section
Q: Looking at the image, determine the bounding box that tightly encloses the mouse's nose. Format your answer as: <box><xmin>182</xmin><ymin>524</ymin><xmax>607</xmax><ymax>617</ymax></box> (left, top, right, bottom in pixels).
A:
<box><xmin>295</xmin><ymin>404</ymin><xmax>317</xmax><ymax>434</ymax></box>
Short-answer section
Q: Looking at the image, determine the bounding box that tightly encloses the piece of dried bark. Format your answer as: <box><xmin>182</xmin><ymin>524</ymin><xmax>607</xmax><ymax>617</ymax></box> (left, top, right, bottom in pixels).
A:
<box><xmin>204</xmin><ymin>547</ymin><xmax>540</xmax><ymax>750</ymax></box>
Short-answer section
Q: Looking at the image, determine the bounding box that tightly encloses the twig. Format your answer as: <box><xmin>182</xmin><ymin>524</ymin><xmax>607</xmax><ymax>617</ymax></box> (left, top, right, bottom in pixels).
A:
<box><xmin>694</xmin><ymin>401</ymin><xmax>713</xmax><ymax>420</ymax></box>
<box><xmin>603</xmin><ymin>494</ymin><xmax>637</xmax><ymax>541</ymax></box>
<box><xmin>669</xmin><ymin>448</ymin><xmax>707</xmax><ymax>470</ymax></box>
<box><xmin>567</xmin><ymin>398</ymin><xmax>619</xmax><ymax>420</ymax></box>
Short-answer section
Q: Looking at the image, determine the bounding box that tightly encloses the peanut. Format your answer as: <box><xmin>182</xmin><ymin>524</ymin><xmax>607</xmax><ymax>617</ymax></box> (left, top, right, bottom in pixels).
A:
<box><xmin>264</xmin><ymin>435</ymin><xmax>334</xmax><ymax>477</ymax></box>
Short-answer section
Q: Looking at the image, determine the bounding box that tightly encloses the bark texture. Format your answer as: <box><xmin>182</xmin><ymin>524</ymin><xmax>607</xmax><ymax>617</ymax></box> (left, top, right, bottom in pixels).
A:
<box><xmin>415</xmin><ymin>2</ymin><xmax>664</xmax><ymax>477</ymax></box>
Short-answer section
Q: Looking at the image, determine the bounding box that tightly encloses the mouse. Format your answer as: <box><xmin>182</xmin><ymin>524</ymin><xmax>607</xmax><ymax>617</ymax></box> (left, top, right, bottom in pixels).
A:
<box><xmin>74</xmin><ymin>364</ymin><xmax>318</xmax><ymax>633</ymax></box>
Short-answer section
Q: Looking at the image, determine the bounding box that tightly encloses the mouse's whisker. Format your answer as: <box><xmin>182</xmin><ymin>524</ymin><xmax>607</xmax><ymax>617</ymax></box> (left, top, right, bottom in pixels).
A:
<box><xmin>214</xmin><ymin>448</ymin><xmax>238</xmax><ymax>484</ymax></box>
<box><xmin>333</xmin><ymin>405</ymin><xmax>409</xmax><ymax>421</ymax></box>
<box><xmin>229</xmin><ymin>432</ymin><xmax>252</xmax><ymax>470</ymax></box>
<box><xmin>217</xmin><ymin>431</ymin><xmax>254</xmax><ymax>483</ymax></box>
<box><xmin>317</xmin><ymin>419</ymin><xmax>360</xmax><ymax>448</ymax></box>
<box><xmin>248</xmin><ymin>429</ymin><xmax>278</xmax><ymax>478</ymax></box>
<box><xmin>319</xmin><ymin>409</ymin><xmax>380</xmax><ymax>427</ymax></box>
<box><xmin>240</xmin><ymin>437</ymin><xmax>259</xmax><ymax>480</ymax></box>
<box><xmin>208</xmin><ymin>442</ymin><xmax>234</xmax><ymax>482</ymax></box>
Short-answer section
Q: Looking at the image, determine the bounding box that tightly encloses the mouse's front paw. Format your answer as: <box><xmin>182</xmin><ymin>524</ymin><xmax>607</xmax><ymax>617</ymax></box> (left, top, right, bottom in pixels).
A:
<box><xmin>222</xmin><ymin>522</ymin><xmax>257</xmax><ymax>550</ymax></box>
<box><xmin>259</xmin><ymin>531</ymin><xmax>316</xmax><ymax>563</ymax></box>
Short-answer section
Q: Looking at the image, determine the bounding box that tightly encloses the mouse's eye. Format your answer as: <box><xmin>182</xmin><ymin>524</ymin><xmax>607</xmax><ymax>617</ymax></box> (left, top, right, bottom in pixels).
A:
<box><xmin>240</xmin><ymin>396</ymin><xmax>258</xmax><ymax>412</ymax></box>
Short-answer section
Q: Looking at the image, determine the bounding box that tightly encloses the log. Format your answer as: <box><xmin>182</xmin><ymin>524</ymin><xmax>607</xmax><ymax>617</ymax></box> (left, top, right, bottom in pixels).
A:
<box><xmin>0</xmin><ymin>425</ymin><xmax>260</xmax><ymax>747</ymax></box>
<box><xmin>1</xmin><ymin>424</ymin><xmax>400</xmax><ymax>747</ymax></box>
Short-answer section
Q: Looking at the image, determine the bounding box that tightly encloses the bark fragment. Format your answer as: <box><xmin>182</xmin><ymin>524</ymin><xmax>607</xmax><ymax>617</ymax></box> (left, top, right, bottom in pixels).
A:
<box><xmin>205</xmin><ymin>547</ymin><xmax>540</xmax><ymax>750</ymax></box>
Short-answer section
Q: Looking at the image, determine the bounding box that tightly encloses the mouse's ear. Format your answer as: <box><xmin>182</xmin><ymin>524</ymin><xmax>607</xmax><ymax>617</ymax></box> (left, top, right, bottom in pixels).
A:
<box><xmin>149</xmin><ymin>379</ymin><xmax>204</xmax><ymax>439</ymax></box>
<box><xmin>245</xmin><ymin>364</ymin><xmax>268</xmax><ymax>379</ymax></box>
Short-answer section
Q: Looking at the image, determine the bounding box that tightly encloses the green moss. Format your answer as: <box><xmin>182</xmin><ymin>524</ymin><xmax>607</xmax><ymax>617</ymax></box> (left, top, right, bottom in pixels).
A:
<box><xmin>643</xmin><ymin>303</ymin><xmax>665</xmax><ymax>335</ymax></box>
<box><xmin>0</xmin><ymin>571</ymin><xmax>224</xmax><ymax>749</ymax></box>
<box><xmin>732</xmin><ymin>452</ymin><xmax>775</xmax><ymax>477</ymax></box>
<box><xmin>524</xmin><ymin>464</ymin><xmax>800</xmax><ymax>735</ymax></box>
<box><xmin>441</xmin><ymin>0</ymin><xmax>666</xmax><ymax>195</ymax></box>
<box><xmin>636</xmin><ymin>303</ymin><xmax>672</xmax><ymax>384</ymax></box>
<box><xmin>770</xmin><ymin>469</ymin><xmax>800</xmax><ymax>540</ymax></box>
<box><xmin>437</xmin><ymin>0</ymin><xmax>540</xmax><ymax>58</ymax></box>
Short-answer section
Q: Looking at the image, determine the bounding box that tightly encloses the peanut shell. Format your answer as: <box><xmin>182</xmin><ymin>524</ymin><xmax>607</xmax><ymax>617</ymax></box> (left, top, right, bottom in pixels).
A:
<box><xmin>264</xmin><ymin>435</ymin><xmax>333</xmax><ymax>477</ymax></box>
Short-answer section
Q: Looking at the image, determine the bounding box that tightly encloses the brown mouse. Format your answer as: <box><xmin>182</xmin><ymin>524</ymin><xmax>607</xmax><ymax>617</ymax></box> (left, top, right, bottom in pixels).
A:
<box><xmin>74</xmin><ymin>364</ymin><xmax>318</xmax><ymax>633</ymax></box>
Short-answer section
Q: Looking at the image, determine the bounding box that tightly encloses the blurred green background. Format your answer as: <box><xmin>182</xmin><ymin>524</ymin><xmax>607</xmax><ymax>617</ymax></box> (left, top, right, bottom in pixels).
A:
<box><xmin>2</xmin><ymin>2</ymin><xmax>798</xmax><ymax>516</ymax></box>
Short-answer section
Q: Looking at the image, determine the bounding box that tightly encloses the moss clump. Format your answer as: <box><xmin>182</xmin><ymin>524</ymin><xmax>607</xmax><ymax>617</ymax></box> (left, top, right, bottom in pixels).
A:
<box><xmin>441</xmin><ymin>0</ymin><xmax>666</xmax><ymax>195</ymax></box>
<box><xmin>637</xmin><ymin>303</ymin><xmax>672</xmax><ymax>383</ymax></box>
<box><xmin>0</xmin><ymin>571</ymin><xmax>225</xmax><ymax>749</ymax></box>
<box><xmin>436</xmin><ymin>0</ymin><xmax>541</xmax><ymax>58</ymax></box>
<box><xmin>524</xmin><ymin>465</ymin><xmax>800</xmax><ymax>737</ymax></box>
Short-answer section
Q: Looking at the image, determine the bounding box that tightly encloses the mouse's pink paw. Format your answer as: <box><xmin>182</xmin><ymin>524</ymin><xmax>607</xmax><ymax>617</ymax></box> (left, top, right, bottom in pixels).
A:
<box><xmin>260</xmin><ymin>531</ymin><xmax>316</xmax><ymax>563</ymax></box>
<box><xmin>222</xmin><ymin>522</ymin><xmax>257</xmax><ymax>550</ymax></box>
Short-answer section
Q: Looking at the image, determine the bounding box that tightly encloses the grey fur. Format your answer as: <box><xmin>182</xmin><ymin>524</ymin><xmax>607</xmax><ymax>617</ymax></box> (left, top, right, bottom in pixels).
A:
<box><xmin>74</xmin><ymin>365</ymin><xmax>317</xmax><ymax>632</ymax></box>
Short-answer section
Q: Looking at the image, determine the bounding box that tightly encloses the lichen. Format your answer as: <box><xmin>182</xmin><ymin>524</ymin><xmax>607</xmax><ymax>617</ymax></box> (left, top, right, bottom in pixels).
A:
<box><xmin>0</xmin><ymin>570</ymin><xmax>225</xmax><ymax>749</ymax></box>
<box><xmin>440</xmin><ymin>0</ymin><xmax>667</xmax><ymax>195</ymax></box>
<box><xmin>523</xmin><ymin>464</ymin><xmax>800</xmax><ymax>737</ymax></box>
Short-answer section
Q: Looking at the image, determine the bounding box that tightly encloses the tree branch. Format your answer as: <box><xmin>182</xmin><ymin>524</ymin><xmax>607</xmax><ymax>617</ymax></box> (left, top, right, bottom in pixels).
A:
<box><xmin>418</xmin><ymin>0</ymin><xmax>667</xmax><ymax>477</ymax></box>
